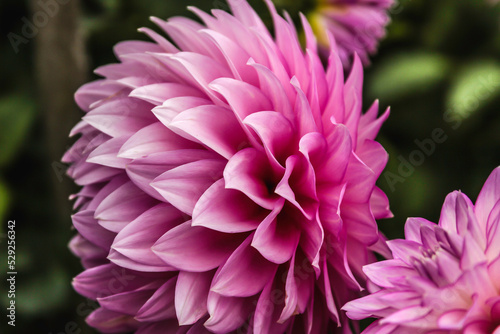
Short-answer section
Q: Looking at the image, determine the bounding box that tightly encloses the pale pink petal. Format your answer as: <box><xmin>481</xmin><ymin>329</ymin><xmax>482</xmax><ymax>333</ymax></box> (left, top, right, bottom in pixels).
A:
<box><xmin>175</xmin><ymin>271</ymin><xmax>213</xmax><ymax>325</ymax></box>
<box><xmin>475</xmin><ymin>166</ymin><xmax>500</xmax><ymax>231</ymax></box>
<box><xmin>205</xmin><ymin>292</ymin><xmax>254</xmax><ymax>333</ymax></box>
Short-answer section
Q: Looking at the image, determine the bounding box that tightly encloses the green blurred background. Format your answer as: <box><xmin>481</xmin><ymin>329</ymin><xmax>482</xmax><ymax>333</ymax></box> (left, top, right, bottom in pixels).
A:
<box><xmin>0</xmin><ymin>0</ymin><xmax>499</xmax><ymax>332</ymax></box>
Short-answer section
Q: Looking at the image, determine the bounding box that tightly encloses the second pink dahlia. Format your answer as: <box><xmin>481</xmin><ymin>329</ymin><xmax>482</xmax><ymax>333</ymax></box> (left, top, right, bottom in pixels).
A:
<box><xmin>309</xmin><ymin>0</ymin><xmax>394</xmax><ymax>66</ymax></box>
<box><xmin>343</xmin><ymin>167</ymin><xmax>500</xmax><ymax>333</ymax></box>
<box><xmin>65</xmin><ymin>0</ymin><xmax>391</xmax><ymax>333</ymax></box>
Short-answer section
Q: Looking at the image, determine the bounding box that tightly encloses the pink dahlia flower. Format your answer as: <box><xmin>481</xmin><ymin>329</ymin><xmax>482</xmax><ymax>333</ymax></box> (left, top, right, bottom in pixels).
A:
<box><xmin>308</xmin><ymin>0</ymin><xmax>394</xmax><ymax>66</ymax></box>
<box><xmin>64</xmin><ymin>0</ymin><xmax>391</xmax><ymax>332</ymax></box>
<box><xmin>343</xmin><ymin>167</ymin><xmax>500</xmax><ymax>333</ymax></box>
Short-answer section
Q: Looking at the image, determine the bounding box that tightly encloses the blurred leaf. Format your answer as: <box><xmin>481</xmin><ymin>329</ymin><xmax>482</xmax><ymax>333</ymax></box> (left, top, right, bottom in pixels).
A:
<box><xmin>368</xmin><ymin>52</ymin><xmax>450</xmax><ymax>101</ymax></box>
<box><xmin>446</xmin><ymin>61</ymin><xmax>500</xmax><ymax>119</ymax></box>
<box><xmin>15</xmin><ymin>266</ymin><xmax>70</xmax><ymax>315</ymax></box>
<box><xmin>422</xmin><ymin>0</ymin><xmax>458</xmax><ymax>49</ymax></box>
<box><xmin>0</xmin><ymin>95</ymin><xmax>35</xmax><ymax>167</ymax></box>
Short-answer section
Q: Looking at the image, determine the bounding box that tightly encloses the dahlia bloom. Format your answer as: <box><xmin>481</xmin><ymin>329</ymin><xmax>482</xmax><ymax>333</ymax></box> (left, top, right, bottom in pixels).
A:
<box><xmin>343</xmin><ymin>167</ymin><xmax>500</xmax><ymax>333</ymax></box>
<box><xmin>64</xmin><ymin>0</ymin><xmax>391</xmax><ymax>332</ymax></box>
<box><xmin>308</xmin><ymin>0</ymin><xmax>394</xmax><ymax>66</ymax></box>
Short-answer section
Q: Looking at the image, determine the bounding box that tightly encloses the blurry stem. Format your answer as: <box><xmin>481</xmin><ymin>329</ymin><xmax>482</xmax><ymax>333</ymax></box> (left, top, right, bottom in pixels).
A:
<box><xmin>31</xmin><ymin>0</ymin><xmax>88</xmax><ymax>225</ymax></box>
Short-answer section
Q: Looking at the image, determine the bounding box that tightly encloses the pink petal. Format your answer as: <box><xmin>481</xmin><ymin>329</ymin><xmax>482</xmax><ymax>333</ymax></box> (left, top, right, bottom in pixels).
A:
<box><xmin>342</xmin><ymin>153</ymin><xmax>376</xmax><ymax>203</ymax></box>
<box><xmin>209</xmin><ymin>78</ymin><xmax>271</xmax><ymax>126</ymax></box>
<box><xmin>475</xmin><ymin>166</ymin><xmax>500</xmax><ymax>232</ymax></box>
<box><xmin>175</xmin><ymin>271</ymin><xmax>213</xmax><ymax>325</ymax></box>
<box><xmin>298</xmin><ymin>212</ymin><xmax>324</xmax><ymax>275</ymax></box>
<box><xmin>136</xmin><ymin>277</ymin><xmax>177</xmax><ymax>322</ymax></box>
<box><xmin>87</xmin><ymin>136</ymin><xmax>130</xmax><ymax>169</ymax></box>
<box><xmin>267</xmin><ymin>1</ymin><xmax>308</xmax><ymax>88</ymax></box>
<box><xmin>379</xmin><ymin>305</ymin><xmax>432</xmax><ymax>325</ymax></box>
<box><xmin>136</xmin><ymin>320</ymin><xmax>184</xmax><ymax>334</ymax></box>
<box><xmin>361</xmin><ymin>321</ymin><xmax>398</xmax><ymax>334</ymax></box>
<box><xmin>113</xmin><ymin>40</ymin><xmax>163</xmax><ymax>59</ymax></box>
<box><xmin>83</xmin><ymin>98</ymin><xmax>155</xmax><ymax>138</ymax></box>
<box><xmin>211</xmin><ymin>234</ymin><xmax>278</xmax><ymax>297</ymax></box>
<box><xmin>291</xmin><ymin>78</ymin><xmax>320</xmax><ymax>136</ymax></box>
<box><xmin>72</xmin><ymin>210</ymin><xmax>116</xmax><ymax>250</ymax></box>
<box><xmin>75</xmin><ymin>80</ymin><xmax>121</xmax><ymax>112</ymax></box>
<box><xmin>201</xmin><ymin>33</ymin><xmax>258</xmax><ymax>85</ymax></box>
<box><xmin>243</xmin><ymin>111</ymin><xmax>295</xmax><ymax>166</ymax></box>
<box><xmin>488</xmin><ymin>256</ymin><xmax>500</xmax><ymax>290</ymax></box>
<box><xmin>252</xmin><ymin>200</ymin><xmax>301</xmax><ymax>264</ymax></box>
<box><xmin>356</xmin><ymin>139</ymin><xmax>388</xmax><ymax>178</ymax></box>
<box><xmin>69</xmin><ymin>234</ymin><xmax>108</xmax><ymax>269</ymax></box>
<box><xmin>278</xmin><ymin>253</ymin><xmax>299</xmax><ymax>322</ymax></box>
<box><xmin>138</xmin><ymin>26</ymin><xmax>179</xmax><ymax>53</ymax></box>
<box><xmin>486</xmin><ymin>199</ymin><xmax>500</xmax><ymax>260</ymax></box>
<box><xmin>97</xmin><ymin>281</ymin><xmax>160</xmax><ymax>315</ymax></box>
<box><xmin>204</xmin><ymin>292</ymin><xmax>254</xmax><ymax>333</ymax></box>
<box><xmin>323</xmin><ymin>52</ymin><xmax>345</xmax><ymax>125</ymax></box>
<box><xmin>439</xmin><ymin>191</ymin><xmax>479</xmax><ymax>237</ymax></box>
<box><xmin>319</xmin><ymin>259</ymin><xmax>339</xmax><ymax>323</ymax></box>
<box><xmin>358</xmin><ymin>104</ymin><xmax>390</xmax><ymax>146</ymax></box>
<box><xmin>125</xmin><ymin>149</ymin><xmax>218</xmax><ymax>202</ymax></box>
<box><xmin>152</xmin><ymin>96</ymin><xmax>211</xmax><ymax>126</ymax></box>
<box><xmin>341</xmin><ymin>201</ymin><xmax>378</xmax><ymax>245</ymax></box>
<box><xmin>438</xmin><ymin>309</ymin><xmax>467</xmax><ymax>329</ymax></box>
<box><xmin>154</xmin><ymin>52</ymin><xmax>230</xmax><ymax>101</ymax></box>
<box><xmin>94</xmin><ymin>181</ymin><xmax>157</xmax><ymax>233</ymax></box>
<box><xmin>111</xmin><ymin>204</ymin><xmax>184</xmax><ymax>272</ymax></box>
<box><xmin>86</xmin><ymin>308</ymin><xmax>139</xmax><ymax>333</ymax></box>
<box><xmin>370</xmin><ymin>186</ymin><xmax>393</xmax><ymax>219</ymax></box>
<box><xmin>168</xmin><ymin>105</ymin><xmax>248</xmax><ymax>159</ymax></box>
<box><xmin>118</xmin><ymin>122</ymin><xmax>200</xmax><ymax>160</ymax></box>
<box><xmin>151</xmin><ymin>158</ymin><xmax>225</xmax><ymax>215</ymax></box>
<box><xmin>72</xmin><ymin>264</ymin><xmax>149</xmax><ymax>300</ymax></box>
<box><xmin>152</xmin><ymin>221</ymin><xmax>245</xmax><ymax>272</ymax></box>
<box><xmin>404</xmin><ymin>217</ymin><xmax>436</xmax><ymax>243</ymax></box>
<box><xmin>343</xmin><ymin>54</ymin><xmax>364</xmax><ymax>148</ymax></box>
<box><xmin>192</xmin><ymin>179</ymin><xmax>266</xmax><ymax>233</ymax></box>
<box><xmin>107</xmin><ymin>250</ymin><xmax>173</xmax><ymax>274</ymax></box>
<box><xmin>275</xmin><ymin>154</ymin><xmax>318</xmax><ymax>219</ymax></box>
<box><xmin>363</xmin><ymin>259</ymin><xmax>417</xmax><ymax>288</ymax></box>
<box><xmin>156</xmin><ymin>18</ymin><xmax>221</xmax><ymax>60</ymax></box>
<box><xmin>247</xmin><ymin>60</ymin><xmax>293</xmax><ymax>120</ymax></box>
<box><xmin>460</xmin><ymin>233</ymin><xmax>487</xmax><ymax>271</ymax></box>
<box><xmin>129</xmin><ymin>82</ymin><xmax>204</xmax><ymax>106</ymax></box>
<box><xmin>224</xmin><ymin>148</ymin><xmax>280</xmax><ymax>210</ymax></box>
<box><xmin>318</xmin><ymin>124</ymin><xmax>352</xmax><ymax>184</ymax></box>
<box><xmin>386</xmin><ymin>239</ymin><xmax>423</xmax><ymax>266</ymax></box>
<box><xmin>253</xmin><ymin>280</ymin><xmax>289</xmax><ymax>334</ymax></box>
<box><xmin>228</xmin><ymin>0</ymin><xmax>268</xmax><ymax>35</ymax></box>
